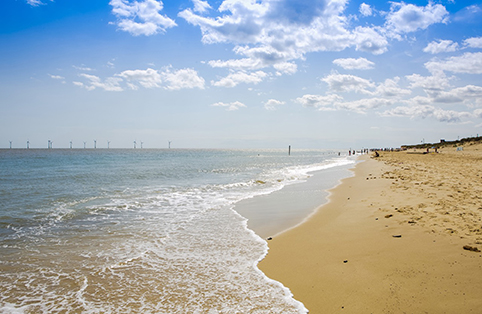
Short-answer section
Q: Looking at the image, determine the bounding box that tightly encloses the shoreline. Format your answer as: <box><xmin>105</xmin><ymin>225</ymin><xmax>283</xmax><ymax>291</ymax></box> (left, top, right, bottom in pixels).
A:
<box><xmin>235</xmin><ymin>158</ymin><xmax>356</xmax><ymax>239</ymax></box>
<box><xmin>259</xmin><ymin>146</ymin><xmax>482</xmax><ymax>313</ymax></box>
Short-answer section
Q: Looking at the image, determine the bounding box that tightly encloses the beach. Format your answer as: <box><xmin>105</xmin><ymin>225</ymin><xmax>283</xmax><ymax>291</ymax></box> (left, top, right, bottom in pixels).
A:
<box><xmin>259</xmin><ymin>142</ymin><xmax>482</xmax><ymax>313</ymax></box>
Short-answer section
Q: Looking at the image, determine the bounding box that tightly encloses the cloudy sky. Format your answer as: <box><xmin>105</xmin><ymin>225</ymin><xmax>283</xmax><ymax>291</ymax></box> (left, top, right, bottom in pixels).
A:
<box><xmin>1</xmin><ymin>0</ymin><xmax>482</xmax><ymax>149</ymax></box>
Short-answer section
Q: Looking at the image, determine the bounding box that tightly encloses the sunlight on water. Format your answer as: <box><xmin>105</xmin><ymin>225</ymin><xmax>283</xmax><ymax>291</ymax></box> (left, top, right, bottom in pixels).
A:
<box><xmin>0</xmin><ymin>148</ymin><xmax>353</xmax><ymax>313</ymax></box>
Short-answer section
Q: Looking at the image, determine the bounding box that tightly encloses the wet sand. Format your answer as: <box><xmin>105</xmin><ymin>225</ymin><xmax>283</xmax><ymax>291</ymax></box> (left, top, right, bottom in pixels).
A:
<box><xmin>259</xmin><ymin>143</ymin><xmax>482</xmax><ymax>313</ymax></box>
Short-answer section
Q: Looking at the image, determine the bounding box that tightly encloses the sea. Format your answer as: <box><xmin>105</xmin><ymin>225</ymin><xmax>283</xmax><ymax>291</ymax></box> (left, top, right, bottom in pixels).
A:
<box><xmin>0</xmin><ymin>148</ymin><xmax>356</xmax><ymax>313</ymax></box>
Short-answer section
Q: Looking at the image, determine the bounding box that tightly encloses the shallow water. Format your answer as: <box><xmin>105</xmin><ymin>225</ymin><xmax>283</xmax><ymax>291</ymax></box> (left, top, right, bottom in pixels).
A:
<box><xmin>0</xmin><ymin>148</ymin><xmax>354</xmax><ymax>313</ymax></box>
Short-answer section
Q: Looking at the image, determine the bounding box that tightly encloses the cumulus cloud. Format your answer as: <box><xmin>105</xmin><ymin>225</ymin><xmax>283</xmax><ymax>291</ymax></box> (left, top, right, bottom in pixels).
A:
<box><xmin>116</xmin><ymin>68</ymin><xmax>162</xmax><ymax>88</ymax></box>
<box><xmin>78</xmin><ymin>73</ymin><xmax>123</xmax><ymax>92</ymax></box>
<box><xmin>179</xmin><ymin>0</ymin><xmax>389</xmax><ymax>73</ymax></box>
<box><xmin>208</xmin><ymin>58</ymin><xmax>264</xmax><ymax>71</ymax></box>
<box><xmin>74</xmin><ymin>67</ymin><xmax>204</xmax><ymax>91</ymax></box>
<box><xmin>335</xmin><ymin>98</ymin><xmax>395</xmax><ymax>113</ymax></box>
<box><xmin>474</xmin><ymin>109</ymin><xmax>482</xmax><ymax>119</ymax></box>
<box><xmin>212</xmin><ymin>71</ymin><xmax>267</xmax><ymax>88</ymax></box>
<box><xmin>49</xmin><ymin>74</ymin><xmax>65</xmax><ymax>80</ymax></box>
<box><xmin>423</xmin><ymin>40</ymin><xmax>459</xmax><ymax>54</ymax></box>
<box><xmin>333</xmin><ymin>57</ymin><xmax>374</xmax><ymax>70</ymax></box>
<box><xmin>381</xmin><ymin>104</ymin><xmax>471</xmax><ymax>123</ymax></box>
<box><xmin>406</xmin><ymin>73</ymin><xmax>452</xmax><ymax>95</ymax></box>
<box><xmin>294</xmin><ymin>94</ymin><xmax>343</xmax><ymax>109</ymax></box>
<box><xmin>27</xmin><ymin>0</ymin><xmax>45</xmax><ymax>6</ymax></box>
<box><xmin>359</xmin><ymin>3</ymin><xmax>373</xmax><ymax>17</ymax></box>
<box><xmin>432</xmin><ymin>85</ymin><xmax>482</xmax><ymax>105</ymax></box>
<box><xmin>110</xmin><ymin>0</ymin><xmax>176</xmax><ymax>36</ymax></box>
<box><xmin>295</xmin><ymin>93</ymin><xmax>394</xmax><ymax>113</ymax></box>
<box><xmin>375</xmin><ymin>77</ymin><xmax>411</xmax><ymax>97</ymax></box>
<box><xmin>425</xmin><ymin>52</ymin><xmax>482</xmax><ymax>74</ymax></box>
<box><xmin>211</xmin><ymin>101</ymin><xmax>246</xmax><ymax>111</ymax></box>
<box><xmin>73</xmin><ymin>65</ymin><xmax>94</xmax><ymax>71</ymax></box>
<box><xmin>273</xmin><ymin>62</ymin><xmax>297</xmax><ymax>75</ymax></box>
<box><xmin>321</xmin><ymin>73</ymin><xmax>375</xmax><ymax>94</ymax></box>
<box><xmin>264</xmin><ymin>99</ymin><xmax>285</xmax><ymax>110</ymax></box>
<box><xmin>464</xmin><ymin>37</ymin><xmax>482</xmax><ymax>49</ymax></box>
<box><xmin>385</xmin><ymin>2</ymin><xmax>449</xmax><ymax>36</ymax></box>
<box><xmin>192</xmin><ymin>0</ymin><xmax>211</xmax><ymax>14</ymax></box>
<box><xmin>162</xmin><ymin>68</ymin><xmax>205</xmax><ymax>90</ymax></box>
<box><xmin>353</xmin><ymin>26</ymin><xmax>388</xmax><ymax>55</ymax></box>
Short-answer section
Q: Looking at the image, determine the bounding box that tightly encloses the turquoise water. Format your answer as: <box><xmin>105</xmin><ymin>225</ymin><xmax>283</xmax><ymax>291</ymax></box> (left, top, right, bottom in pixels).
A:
<box><xmin>0</xmin><ymin>148</ymin><xmax>354</xmax><ymax>313</ymax></box>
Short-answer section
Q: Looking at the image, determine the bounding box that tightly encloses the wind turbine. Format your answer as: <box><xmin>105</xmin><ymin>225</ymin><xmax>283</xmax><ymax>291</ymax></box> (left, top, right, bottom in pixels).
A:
<box><xmin>27</xmin><ymin>140</ymin><xmax>29</xmax><ymax>149</ymax></box>
<box><xmin>70</xmin><ymin>141</ymin><xmax>73</xmax><ymax>149</ymax></box>
<box><xmin>9</xmin><ymin>141</ymin><xmax>12</xmax><ymax>149</ymax></box>
<box><xmin>83</xmin><ymin>141</ymin><xmax>87</xmax><ymax>149</ymax></box>
<box><xmin>133</xmin><ymin>140</ymin><xmax>137</xmax><ymax>149</ymax></box>
<box><xmin>168</xmin><ymin>141</ymin><xmax>171</xmax><ymax>149</ymax></box>
<box><xmin>140</xmin><ymin>141</ymin><xmax>143</xmax><ymax>149</ymax></box>
<box><xmin>107</xmin><ymin>141</ymin><xmax>110</xmax><ymax>149</ymax></box>
<box><xmin>48</xmin><ymin>140</ymin><xmax>51</xmax><ymax>149</ymax></box>
<box><xmin>94</xmin><ymin>140</ymin><xmax>97</xmax><ymax>149</ymax></box>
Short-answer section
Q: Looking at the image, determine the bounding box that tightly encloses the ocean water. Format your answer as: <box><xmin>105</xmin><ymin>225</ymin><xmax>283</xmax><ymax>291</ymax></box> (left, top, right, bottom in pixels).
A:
<box><xmin>0</xmin><ymin>148</ymin><xmax>354</xmax><ymax>313</ymax></box>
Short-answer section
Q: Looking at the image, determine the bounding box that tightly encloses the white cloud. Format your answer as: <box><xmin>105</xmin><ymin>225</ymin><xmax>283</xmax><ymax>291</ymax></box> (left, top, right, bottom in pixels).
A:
<box><xmin>27</xmin><ymin>0</ymin><xmax>44</xmax><ymax>6</ymax></box>
<box><xmin>353</xmin><ymin>26</ymin><xmax>388</xmax><ymax>55</ymax></box>
<box><xmin>296</xmin><ymin>93</ymin><xmax>394</xmax><ymax>113</ymax></box>
<box><xmin>321</xmin><ymin>73</ymin><xmax>375</xmax><ymax>94</ymax></box>
<box><xmin>179</xmin><ymin>0</ymin><xmax>388</xmax><ymax>73</ymax></box>
<box><xmin>333</xmin><ymin>57</ymin><xmax>374</xmax><ymax>70</ymax></box>
<box><xmin>375</xmin><ymin>77</ymin><xmax>411</xmax><ymax>97</ymax></box>
<box><xmin>264</xmin><ymin>99</ymin><xmax>285</xmax><ymax>110</ymax></box>
<box><xmin>464</xmin><ymin>37</ymin><xmax>482</xmax><ymax>49</ymax></box>
<box><xmin>359</xmin><ymin>3</ymin><xmax>373</xmax><ymax>17</ymax></box>
<box><xmin>212</xmin><ymin>71</ymin><xmax>267</xmax><ymax>88</ymax></box>
<box><xmin>49</xmin><ymin>74</ymin><xmax>65</xmax><ymax>80</ymax></box>
<box><xmin>74</xmin><ymin>67</ymin><xmax>204</xmax><ymax>91</ymax></box>
<box><xmin>116</xmin><ymin>68</ymin><xmax>162</xmax><ymax>88</ymax></box>
<box><xmin>474</xmin><ymin>109</ymin><xmax>482</xmax><ymax>118</ymax></box>
<box><xmin>273</xmin><ymin>62</ymin><xmax>297</xmax><ymax>75</ymax></box>
<box><xmin>406</xmin><ymin>73</ymin><xmax>451</xmax><ymax>95</ymax></box>
<box><xmin>73</xmin><ymin>65</ymin><xmax>94</xmax><ymax>71</ymax></box>
<box><xmin>110</xmin><ymin>0</ymin><xmax>176</xmax><ymax>36</ymax></box>
<box><xmin>27</xmin><ymin>0</ymin><xmax>53</xmax><ymax>6</ymax></box>
<box><xmin>381</xmin><ymin>104</ymin><xmax>471</xmax><ymax>123</ymax></box>
<box><xmin>78</xmin><ymin>73</ymin><xmax>123</xmax><ymax>92</ymax></box>
<box><xmin>433</xmin><ymin>85</ymin><xmax>482</xmax><ymax>105</ymax></box>
<box><xmin>453</xmin><ymin>4</ymin><xmax>482</xmax><ymax>23</ymax></box>
<box><xmin>294</xmin><ymin>94</ymin><xmax>342</xmax><ymax>109</ymax></box>
<box><xmin>192</xmin><ymin>0</ymin><xmax>211</xmax><ymax>14</ymax></box>
<box><xmin>208</xmin><ymin>58</ymin><xmax>264</xmax><ymax>71</ymax></box>
<box><xmin>385</xmin><ymin>2</ymin><xmax>449</xmax><ymax>36</ymax></box>
<box><xmin>425</xmin><ymin>52</ymin><xmax>482</xmax><ymax>74</ymax></box>
<box><xmin>423</xmin><ymin>40</ymin><xmax>459</xmax><ymax>54</ymax></box>
<box><xmin>162</xmin><ymin>68</ymin><xmax>205</xmax><ymax>90</ymax></box>
<box><xmin>335</xmin><ymin>97</ymin><xmax>394</xmax><ymax>113</ymax></box>
<box><xmin>211</xmin><ymin>101</ymin><xmax>246</xmax><ymax>111</ymax></box>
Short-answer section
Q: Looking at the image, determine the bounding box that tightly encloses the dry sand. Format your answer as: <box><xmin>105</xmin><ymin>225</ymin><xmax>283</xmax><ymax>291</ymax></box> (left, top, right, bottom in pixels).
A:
<box><xmin>259</xmin><ymin>142</ymin><xmax>482</xmax><ymax>313</ymax></box>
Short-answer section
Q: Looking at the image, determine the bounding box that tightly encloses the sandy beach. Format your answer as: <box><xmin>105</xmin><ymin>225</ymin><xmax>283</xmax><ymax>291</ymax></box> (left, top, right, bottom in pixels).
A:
<box><xmin>259</xmin><ymin>142</ymin><xmax>482</xmax><ymax>313</ymax></box>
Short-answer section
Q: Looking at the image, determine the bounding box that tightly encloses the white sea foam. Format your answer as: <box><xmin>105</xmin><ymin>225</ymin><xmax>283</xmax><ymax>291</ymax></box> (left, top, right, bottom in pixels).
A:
<box><xmin>0</xmin><ymin>149</ymin><xmax>352</xmax><ymax>313</ymax></box>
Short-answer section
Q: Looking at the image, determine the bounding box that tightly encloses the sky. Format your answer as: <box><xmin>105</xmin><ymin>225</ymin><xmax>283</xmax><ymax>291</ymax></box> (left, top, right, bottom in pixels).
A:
<box><xmin>1</xmin><ymin>0</ymin><xmax>482</xmax><ymax>149</ymax></box>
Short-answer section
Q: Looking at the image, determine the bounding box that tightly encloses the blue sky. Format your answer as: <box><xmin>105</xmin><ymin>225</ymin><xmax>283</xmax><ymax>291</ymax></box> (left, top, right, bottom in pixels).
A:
<box><xmin>1</xmin><ymin>0</ymin><xmax>482</xmax><ymax>149</ymax></box>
